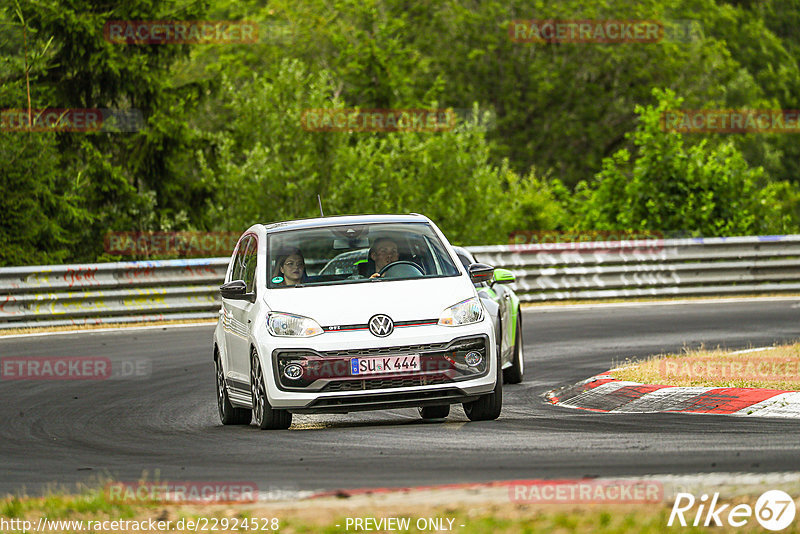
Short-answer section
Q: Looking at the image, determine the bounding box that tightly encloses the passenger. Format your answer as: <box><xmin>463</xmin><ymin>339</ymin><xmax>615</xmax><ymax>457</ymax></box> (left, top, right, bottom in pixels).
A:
<box><xmin>368</xmin><ymin>237</ymin><xmax>399</xmax><ymax>278</ymax></box>
<box><xmin>272</xmin><ymin>248</ymin><xmax>306</xmax><ymax>286</ymax></box>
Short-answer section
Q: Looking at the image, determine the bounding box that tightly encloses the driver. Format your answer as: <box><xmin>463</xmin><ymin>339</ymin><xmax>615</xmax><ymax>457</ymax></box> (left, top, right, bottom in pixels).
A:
<box><xmin>368</xmin><ymin>237</ymin><xmax>399</xmax><ymax>278</ymax></box>
<box><xmin>272</xmin><ymin>248</ymin><xmax>306</xmax><ymax>286</ymax></box>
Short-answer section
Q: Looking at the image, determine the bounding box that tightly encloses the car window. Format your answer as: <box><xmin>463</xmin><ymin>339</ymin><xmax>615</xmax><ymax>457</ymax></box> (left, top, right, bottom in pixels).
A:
<box><xmin>267</xmin><ymin>222</ymin><xmax>460</xmax><ymax>288</ymax></box>
<box><xmin>242</xmin><ymin>236</ymin><xmax>258</xmax><ymax>293</ymax></box>
<box><xmin>229</xmin><ymin>236</ymin><xmax>250</xmax><ymax>283</ymax></box>
<box><xmin>319</xmin><ymin>249</ymin><xmax>368</xmax><ymax>276</ymax></box>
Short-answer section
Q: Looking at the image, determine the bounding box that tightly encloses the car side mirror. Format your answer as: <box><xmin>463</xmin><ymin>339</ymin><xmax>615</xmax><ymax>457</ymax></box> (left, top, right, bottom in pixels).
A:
<box><xmin>468</xmin><ymin>263</ymin><xmax>494</xmax><ymax>284</ymax></box>
<box><xmin>220</xmin><ymin>280</ymin><xmax>255</xmax><ymax>302</ymax></box>
<box><xmin>491</xmin><ymin>268</ymin><xmax>515</xmax><ymax>286</ymax></box>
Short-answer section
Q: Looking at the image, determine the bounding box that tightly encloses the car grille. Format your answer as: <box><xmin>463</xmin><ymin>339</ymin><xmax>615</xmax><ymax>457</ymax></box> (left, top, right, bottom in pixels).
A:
<box><xmin>322</xmin><ymin>342</ymin><xmax>449</xmax><ymax>358</ymax></box>
<box><xmin>273</xmin><ymin>336</ymin><xmax>488</xmax><ymax>391</ymax></box>
<box><xmin>321</xmin><ymin>375</ymin><xmax>451</xmax><ymax>392</ymax></box>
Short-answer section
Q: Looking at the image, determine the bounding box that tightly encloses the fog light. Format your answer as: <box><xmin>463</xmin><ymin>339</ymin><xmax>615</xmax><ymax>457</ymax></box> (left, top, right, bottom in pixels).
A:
<box><xmin>283</xmin><ymin>363</ymin><xmax>303</xmax><ymax>380</ymax></box>
<box><xmin>465</xmin><ymin>351</ymin><xmax>483</xmax><ymax>367</ymax></box>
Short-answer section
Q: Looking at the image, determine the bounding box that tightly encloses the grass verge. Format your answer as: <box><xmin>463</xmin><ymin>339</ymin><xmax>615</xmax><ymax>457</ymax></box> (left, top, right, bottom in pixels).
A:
<box><xmin>2</xmin><ymin>482</ymin><xmax>799</xmax><ymax>533</ymax></box>
<box><xmin>611</xmin><ymin>342</ymin><xmax>800</xmax><ymax>390</ymax></box>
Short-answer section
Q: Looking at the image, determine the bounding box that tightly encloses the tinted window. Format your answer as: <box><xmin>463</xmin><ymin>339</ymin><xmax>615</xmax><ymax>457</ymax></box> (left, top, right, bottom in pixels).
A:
<box><xmin>267</xmin><ymin>222</ymin><xmax>459</xmax><ymax>288</ymax></box>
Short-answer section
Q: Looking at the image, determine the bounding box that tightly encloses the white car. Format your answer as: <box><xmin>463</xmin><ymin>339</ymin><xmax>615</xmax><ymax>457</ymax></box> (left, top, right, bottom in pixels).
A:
<box><xmin>213</xmin><ymin>214</ymin><xmax>501</xmax><ymax>429</ymax></box>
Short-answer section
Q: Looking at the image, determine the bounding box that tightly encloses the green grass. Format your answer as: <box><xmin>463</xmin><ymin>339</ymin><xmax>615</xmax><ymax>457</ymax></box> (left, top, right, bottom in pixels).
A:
<box><xmin>611</xmin><ymin>342</ymin><xmax>800</xmax><ymax>390</ymax></box>
<box><xmin>3</xmin><ymin>486</ymin><xmax>800</xmax><ymax>533</ymax></box>
<box><xmin>1</xmin><ymin>486</ymin><xmax>136</xmax><ymax>520</ymax></box>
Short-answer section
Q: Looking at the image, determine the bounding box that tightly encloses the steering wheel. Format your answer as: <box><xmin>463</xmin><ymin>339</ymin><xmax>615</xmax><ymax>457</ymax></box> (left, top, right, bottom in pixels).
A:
<box><xmin>378</xmin><ymin>261</ymin><xmax>425</xmax><ymax>279</ymax></box>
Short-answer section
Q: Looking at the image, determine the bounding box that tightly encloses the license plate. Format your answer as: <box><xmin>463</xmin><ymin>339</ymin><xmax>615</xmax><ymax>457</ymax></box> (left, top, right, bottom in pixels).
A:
<box><xmin>350</xmin><ymin>354</ymin><xmax>420</xmax><ymax>376</ymax></box>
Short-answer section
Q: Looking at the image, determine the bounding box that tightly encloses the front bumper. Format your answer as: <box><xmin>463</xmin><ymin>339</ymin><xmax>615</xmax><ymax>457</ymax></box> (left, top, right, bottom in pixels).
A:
<box><xmin>272</xmin><ymin>335</ymin><xmax>488</xmax><ymax>391</ymax></box>
<box><xmin>256</xmin><ymin>323</ymin><xmax>497</xmax><ymax>412</ymax></box>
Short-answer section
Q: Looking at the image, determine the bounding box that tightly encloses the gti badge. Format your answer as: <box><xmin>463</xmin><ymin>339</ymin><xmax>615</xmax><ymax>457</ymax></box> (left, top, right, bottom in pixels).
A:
<box><xmin>368</xmin><ymin>314</ymin><xmax>394</xmax><ymax>337</ymax></box>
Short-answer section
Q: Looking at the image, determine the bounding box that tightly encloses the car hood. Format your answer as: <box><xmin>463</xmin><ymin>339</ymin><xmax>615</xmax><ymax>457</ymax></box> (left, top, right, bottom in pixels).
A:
<box><xmin>264</xmin><ymin>276</ymin><xmax>474</xmax><ymax>325</ymax></box>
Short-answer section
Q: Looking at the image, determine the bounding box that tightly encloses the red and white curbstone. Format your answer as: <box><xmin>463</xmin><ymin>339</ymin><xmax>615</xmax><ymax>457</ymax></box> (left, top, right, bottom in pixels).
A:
<box><xmin>546</xmin><ymin>374</ymin><xmax>800</xmax><ymax>418</ymax></box>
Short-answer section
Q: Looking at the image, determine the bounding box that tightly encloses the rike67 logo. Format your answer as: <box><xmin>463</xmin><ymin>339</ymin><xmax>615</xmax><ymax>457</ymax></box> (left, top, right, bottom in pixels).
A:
<box><xmin>669</xmin><ymin>490</ymin><xmax>796</xmax><ymax>530</ymax></box>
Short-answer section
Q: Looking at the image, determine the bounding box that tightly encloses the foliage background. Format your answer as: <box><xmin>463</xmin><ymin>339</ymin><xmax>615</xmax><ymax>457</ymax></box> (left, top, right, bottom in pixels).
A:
<box><xmin>2</xmin><ymin>0</ymin><xmax>800</xmax><ymax>264</ymax></box>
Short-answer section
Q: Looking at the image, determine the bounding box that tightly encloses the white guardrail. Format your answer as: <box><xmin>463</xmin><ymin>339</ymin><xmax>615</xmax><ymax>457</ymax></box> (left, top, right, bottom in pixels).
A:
<box><xmin>2</xmin><ymin>235</ymin><xmax>800</xmax><ymax>329</ymax></box>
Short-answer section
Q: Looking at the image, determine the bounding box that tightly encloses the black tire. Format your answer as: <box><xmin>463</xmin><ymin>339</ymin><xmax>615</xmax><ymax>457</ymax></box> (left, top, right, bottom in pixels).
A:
<box><xmin>215</xmin><ymin>355</ymin><xmax>251</xmax><ymax>425</ymax></box>
<box><xmin>250</xmin><ymin>349</ymin><xmax>292</xmax><ymax>430</ymax></box>
<box><xmin>419</xmin><ymin>404</ymin><xmax>450</xmax><ymax>420</ymax></box>
<box><xmin>503</xmin><ymin>312</ymin><xmax>524</xmax><ymax>384</ymax></box>
<box><xmin>463</xmin><ymin>359</ymin><xmax>503</xmax><ymax>421</ymax></box>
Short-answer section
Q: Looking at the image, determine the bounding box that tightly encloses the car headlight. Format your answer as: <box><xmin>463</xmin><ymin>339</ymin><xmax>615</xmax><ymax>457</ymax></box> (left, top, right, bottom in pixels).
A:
<box><xmin>267</xmin><ymin>312</ymin><xmax>323</xmax><ymax>337</ymax></box>
<box><xmin>438</xmin><ymin>297</ymin><xmax>483</xmax><ymax>326</ymax></box>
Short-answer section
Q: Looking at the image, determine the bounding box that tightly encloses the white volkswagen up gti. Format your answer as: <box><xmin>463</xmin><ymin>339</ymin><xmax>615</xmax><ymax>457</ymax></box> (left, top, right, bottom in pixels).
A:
<box><xmin>213</xmin><ymin>214</ymin><xmax>501</xmax><ymax>429</ymax></box>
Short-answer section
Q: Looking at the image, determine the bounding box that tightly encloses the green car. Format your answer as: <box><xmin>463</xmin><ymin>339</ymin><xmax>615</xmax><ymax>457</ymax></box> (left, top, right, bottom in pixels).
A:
<box><xmin>452</xmin><ymin>247</ymin><xmax>524</xmax><ymax>384</ymax></box>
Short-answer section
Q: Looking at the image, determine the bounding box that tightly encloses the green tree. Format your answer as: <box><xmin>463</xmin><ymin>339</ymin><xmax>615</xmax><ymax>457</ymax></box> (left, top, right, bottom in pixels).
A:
<box><xmin>2</xmin><ymin>0</ymin><xmax>211</xmax><ymax>263</ymax></box>
<box><xmin>196</xmin><ymin>59</ymin><xmax>525</xmax><ymax>245</ymax></box>
<box><xmin>575</xmin><ymin>89</ymin><xmax>798</xmax><ymax>237</ymax></box>
<box><xmin>0</xmin><ymin>132</ymin><xmax>89</xmax><ymax>266</ymax></box>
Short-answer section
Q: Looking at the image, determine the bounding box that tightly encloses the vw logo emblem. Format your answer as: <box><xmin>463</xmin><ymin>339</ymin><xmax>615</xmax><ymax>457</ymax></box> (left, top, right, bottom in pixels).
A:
<box><xmin>369</xmin><ymin>314</ymin><xmax>394</xmax><ymax>337</ymax></box>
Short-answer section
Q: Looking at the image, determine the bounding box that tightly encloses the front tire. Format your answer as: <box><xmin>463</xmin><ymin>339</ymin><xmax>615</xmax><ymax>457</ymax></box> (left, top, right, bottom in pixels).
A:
<box><xmin>419</xmin><ymin>405</ymin><xmax>450</xmax><ymax>420</ymax></box>
<box><xmin>463</xmin><ymin>359</ymin><xmax>502</xmax><ymax>421</ymax></box>
<box><xmin>250</xmin><ymin>349</ymin><xmax>292</xmax><ymax>430</ymax></box>
<box><xmin>216</xmin><ymin>355</ymin><xmax>251</xmax><ymax>425</ymax></box>
<box><xmin>503</xmin><ymin>312</ymin><xmax>524</xmax><ymax>384</ymax></box>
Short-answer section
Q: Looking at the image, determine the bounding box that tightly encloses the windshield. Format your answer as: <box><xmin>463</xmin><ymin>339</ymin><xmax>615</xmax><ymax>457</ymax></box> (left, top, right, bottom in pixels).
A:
<box><xmin>267</xmin><ymin>222</ymin><xmax>460</xmax><ymax>288</ymax></box>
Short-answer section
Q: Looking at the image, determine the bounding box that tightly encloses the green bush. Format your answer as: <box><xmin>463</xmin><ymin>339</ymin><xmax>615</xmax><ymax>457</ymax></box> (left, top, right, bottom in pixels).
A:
<box><xmin>196</xmin><ymin>59</ymin><xmax>530</xmax><ymax>245</ymax></box>
<box><xmin>574</xmin><ymin>88</ymin><xmax>798</xmax><ymax>237</ymax></box>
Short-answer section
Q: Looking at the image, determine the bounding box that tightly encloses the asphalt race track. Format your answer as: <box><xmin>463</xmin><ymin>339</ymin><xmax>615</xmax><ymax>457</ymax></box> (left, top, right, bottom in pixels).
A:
<box><xmin>2</xmin><ymin>298</ymin><xmax>800</xmax><ymax>496</ymax></box>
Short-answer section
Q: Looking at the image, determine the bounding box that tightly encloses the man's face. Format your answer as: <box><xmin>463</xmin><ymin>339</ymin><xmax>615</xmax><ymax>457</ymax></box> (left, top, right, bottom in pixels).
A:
<box><xmin>371</xmin><ymin>240</ymin><xmax>399</xmax><ymax>271</ymax></box>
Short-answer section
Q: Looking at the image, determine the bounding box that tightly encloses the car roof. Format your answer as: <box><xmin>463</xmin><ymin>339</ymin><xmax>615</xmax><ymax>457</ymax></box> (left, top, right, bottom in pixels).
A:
<box><xmin>260</xmin><ymin>213</ymin><xmax>430</xmax><ymax>232</ymax></box>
